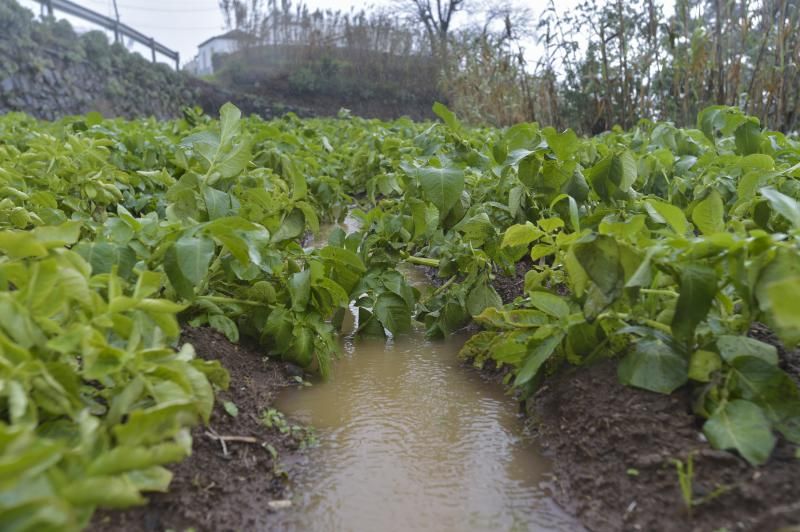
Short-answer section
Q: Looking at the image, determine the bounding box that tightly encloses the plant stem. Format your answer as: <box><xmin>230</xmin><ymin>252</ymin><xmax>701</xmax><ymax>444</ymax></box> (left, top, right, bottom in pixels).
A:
<box><xmin>599</xmin><ymin>311</ymin><xmax>673</xmax><ymax>334</ymax></box>
<box><xmin>404</xmin><ymin>256</ymin><xmax>440</xmax><ymax>268</ymax></box>
<box><xmin>197</xmin><ymin>295</ymin><xmax>263</xmax><ymax>307</ymax></box>
<box><xmin>640</xmin><ymin>288</ymin><xmax>679</xmax><ymax>298</ymax></box>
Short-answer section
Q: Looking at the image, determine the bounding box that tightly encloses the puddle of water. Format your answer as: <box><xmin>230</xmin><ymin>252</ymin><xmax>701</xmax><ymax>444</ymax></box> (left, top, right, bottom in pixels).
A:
<box><xmin>272</xmin><ymin>218</ymin><xmax>580</xmax><ymax>532</ymax></box>
<box><xmin>274</xmin><ymin>329</ymin><xmax>577</xmax><ymax>532</ymax></box>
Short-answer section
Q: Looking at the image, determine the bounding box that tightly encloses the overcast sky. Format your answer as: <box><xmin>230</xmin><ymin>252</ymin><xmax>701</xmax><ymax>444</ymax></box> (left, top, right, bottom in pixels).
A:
<box><xmin>17</xmin><ymin>0</ymin><xmax>671</xmax><ymax>69</ymax></box>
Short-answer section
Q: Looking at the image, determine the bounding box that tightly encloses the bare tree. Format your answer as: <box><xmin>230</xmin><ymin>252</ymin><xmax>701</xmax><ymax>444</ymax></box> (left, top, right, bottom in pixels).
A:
<box><xmin>401</xmin><ymin>0</ymin><xmax>467</xmax><ymax>59</ymax></box>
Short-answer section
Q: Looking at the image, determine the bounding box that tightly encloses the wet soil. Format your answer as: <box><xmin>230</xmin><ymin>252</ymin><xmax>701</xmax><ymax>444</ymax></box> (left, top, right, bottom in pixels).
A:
<box><xmin>89</xmin><ymin>316</ymin><xmax>800</xmax><ymax>531</ymax></box>
<box><xmin>527</xmin><ymin>340</ymin><xmax>800</xmax><ymax>532</ymax></box>
<box><xmin>91</xmin><ymin>327</ymin><xmax>306</xmax><ymax>532</ymax></box>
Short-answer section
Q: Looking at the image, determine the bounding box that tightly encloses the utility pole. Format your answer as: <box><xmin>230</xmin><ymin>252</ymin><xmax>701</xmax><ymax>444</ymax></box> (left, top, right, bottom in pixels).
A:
<box><xmin>112</xmin><ymin>0</ymin><xmax>121</xmax><ymax>44</ymax></box>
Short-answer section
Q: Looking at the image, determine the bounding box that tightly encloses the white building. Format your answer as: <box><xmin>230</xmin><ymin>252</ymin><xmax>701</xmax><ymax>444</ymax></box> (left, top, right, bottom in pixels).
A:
<box><xmin>186</xmin><ymin>29</ymin><xmax>250</xmax><ymax>76</ymax></box>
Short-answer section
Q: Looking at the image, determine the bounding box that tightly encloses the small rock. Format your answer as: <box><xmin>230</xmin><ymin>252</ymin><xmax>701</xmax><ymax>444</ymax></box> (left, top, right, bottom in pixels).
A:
<box><xmin>267</xmin><ymin>500</ymin><xmax>292</xmax><ymax>510</ymax></box>
<box><xmin>284</xmin><ymin>363</ymin><xmax>304</xmax><ymax>378</ymax></box>
<box><xmin>0</xmin><ymin>76</ymin><xmax>14</xmax><ymax>93</ymax></box>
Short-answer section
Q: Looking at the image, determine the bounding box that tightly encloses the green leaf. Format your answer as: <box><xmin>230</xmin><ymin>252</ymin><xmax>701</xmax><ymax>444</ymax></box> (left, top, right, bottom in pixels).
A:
<box><xmin>644</xmin><ymin>199</ymin><xmax>688</xmax><ymax>235</ymax></box>
<box><xmin>373</xmin><ymin>292</ymin><xmax>411</xmax><ymax>334</ymax></box>
<box><xmin>0</xmin><ymin>230</ymin><xmax>48</xmax><ymax>258</ymax></box>
<box><xmin>209</xmin><ymin>314</ymin><xmax>239</xmax><ymax>343</ymax></box>
<box><xmin>528</xmin><ymin>292</ymin><xmax>570</xmax><ymax>319</ymax></box>
<box><xmin>729</xmin><ymin>357</ymin><xmax>799</xmax><ymax>417</ymax></box>
<box><xmin>432</xmin><ymin>102</ymin><xmax>461</xmax><ymax>131</ymax></box>
<box><xmin>734</xmin><ymin>120</ymin><xmax>762</xmax><ymax>155</ymax></box>
<box><xmin>271</xmin><ymin>209</ymin><xmax>306</xmax><ymax>243</ymax></box>
<box><xmin>406</xmin><ymin>163</ymin><xmax>465</xmax><ymax>218</ymax></box>
<box><xmin>466</xmin><ymin>281</ymin><xmax>503</xmax><ymax>317</ymax></box>
<box><xmin>764</xmin><ymin>276</ymin><xmax>800</xmax><ymax>346</ymax></box>
<box><xmin>289</xmin><ymin>270</ymin><xmax>311</xmax><ymax>312</ymax></box>
<box><xmin>63</xmin><ymin>476</ymin><xmax>146</xmax><ymax>508</ymax></box>
<box><xmin>717</xmin><ymin>335</ymin><xmax>778</xmax><ymax>365</ymax></box>
<box><xmin>692</xmin><ymin>190</ymin><xmax>725</xmax><ymax>235</ymax></box>
<box><xmin>760</xmin><ymin>187</ymin><xmax>800</xmax><ymax>229</ymax></box>
<box><xmin>688</xmin><ymin>349</ymin><xmax>722</xmax><ymax>382</ymax></box>
<box><xmin>697</xmin><ymin>105</ymin><xmax>727</xmax><ymax>140</ymax></box>
<box><xmin>501</xmin><ymin>222</ymin><xmax>543</xmax><ymax>248</ymax></box>
<box><xmin>703</xmin><ymin>400</ymin><xmax>776</xmax><ymax>466</ymax></box>
<box><xmin>618</xmin><ymin>339</ymin><xmax>688</xmax><ymax>394</ymax></box>
<box><xmin>31</xmin><ymin>221</ymin><xmax>82</xmax><ymax>246</ymax></box>
<box><xmin>219</xmin><ymin>102</ymin><xmax>242</xmax><ymax>146</ymax></box>
<box><xmin>544</xmin><ymin>128</ymin><xmax>579</xmax><ymax>160</ymax></box>
<box><xmin>474</xmin><ymin>307</ymin><xmax>549</xmax><ymax>330</ymax></box>
<box><xmin>514</xmin><ymin>333</ymin><xmax>564</xmax><ymax>386</ymax></box>
<box><xmin>75</xmin><ymin>242</ymin><xmax>136</xmax><ymax>277</ymax></box>
<box><xmin>588</xmin><ymin>152</ymin><xmax>636</xmax><ymax>201</ymax></box>
<box><xmin>217</xmin><ymin>140</ymin><xmax>251</xmax><ymax>178</ymax></box>
<box><xmin>573</xmin><ymin>234</ymin><xmax>623</xmax><ymax>297</ymax></box>
<box><xmin>319</xmin><ymin>245</ymin><xmax>366</xmax><ymax>273</ymax></box>
<box><xmin>164</xmin><ymin>236</ymin><xmax>215</xmax><ymax>300</ymax></box>
<box><xmin>87</xmin><ymin>442</ymin><xmax>187</xmax><ymax>476</ymax></box>
<box><xmin>223</xmin><ymin>401</ymin><xmax>239</xmax><ymax>417</ymax></box>
<box><xmin>203</xmin><ymin>187</ymin><xmax>232</xmax><ymax>220</ymax></box>
<box><xmin>671</xmin><ymin>264</ymin><xmax>717</xmax><ymax>345</ymax></box>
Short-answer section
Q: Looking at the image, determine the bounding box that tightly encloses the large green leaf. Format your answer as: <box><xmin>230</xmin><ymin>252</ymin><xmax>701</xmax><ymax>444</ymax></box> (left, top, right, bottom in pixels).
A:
<box><xmin>514</xmin><ymin>333</ymin><xmax>564</xmax><ymax>386</ymax></box>
<box><xmin>729</xmin><ymin>357</ymin><xmax>799</xmax><ymax>421</ymax></box>
<box><xmin>164</xmin><ymin>236</ymin><xmax>215</xmax><ymax>300</ymax></box>
<box><xmin>466</xmin><ymin>281</ymin><xmax>503</xmax><ymax>317</ymax></box>
<box><xmin>763</xmin><ymin>276</ymin><xmax>800</xmax><ymax>346</ymax></box>
<box><xmin>618</xmin><ymin>339</ymin><xmax>688</xmax><ymax>394</ymax></box>
<box><xmin>644</xmin><ymin>199</ymin><xmax>688</xmax><ymax>235</ymax></box>
<box><xmin>544</xmin><ymin>128</ymin><xmax>579</xmax><ymax>160</ymax></box>
<box><xmin>501</xmin><ymin>222</ymin><xmax>543</xmax><ymax>248</ymax></box>
<box><xmin>271</xmin><ymin>209</ymin><xmax>306</xmax><ymax>243</ymax></box>
<box><xmin>289</xmin><ymin>270</ymin><xmax>311</xmax><ymax>312</ymax></box>
<box><xmin>692</xmin><ymin>190</ymin><xmax>725</xmax><ymax>235</ymax></box>
<box><xmin>671</xmin><ymin>264</ymin><xmax>717</xmax><ymax>345</ymax></box>
<box><xmin>760</xmin><ymin>187</ymin><xmax>800</xmax><ymax>229</ymax></box>
<box><xmin>406</xmin><ymin>163</ymin><xmax>465</xmax><ymax>218</ymax></box>
<box><xmin>588</xmin><ymin>152</ymin><xmax>636</xmax><ymax>201</ymax></box>
<box><xmin>703</xmin><ymin>400</ymin><xmax>776</xmax><ymax>466</ymax></box>
<box><xmin>573</xmin><ymin>234</ymin><xmax>623</xmax><ymax>297</ymax></box>
<box><xmin>528</xmin><ymin>291</ymin><xmax>570</xmax><ymax>319</ymax></box>
<box><xmin>716</xmin><ymin>335</ymin><xmax>778</xmax><ymax>365</ymax></box>
<box><xmin>734</xmin><ymin>120</ymin><xmax>762</xmax><ymax>155</ymax></box>
<box><xmin>432</xmin><ymin>102</ymin><xmax>461</xmax><ymax>131</ymax></box>
<box><xmin>373</xmin><ymin>292</ymin><xmax>411</xmax><ymax>334</ymax></box>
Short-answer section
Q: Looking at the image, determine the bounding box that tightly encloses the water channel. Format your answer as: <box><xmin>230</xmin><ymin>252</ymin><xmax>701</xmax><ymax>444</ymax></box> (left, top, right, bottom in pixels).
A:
<box><xmin>271</xmin><ymin>220</ymin><xmax>580</xmax><ymax>532</ymax></box>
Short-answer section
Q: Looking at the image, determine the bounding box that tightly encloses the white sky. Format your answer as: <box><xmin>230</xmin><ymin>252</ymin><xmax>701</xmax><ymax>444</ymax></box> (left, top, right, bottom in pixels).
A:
<box><xmin>16</xmin><ymin>0</ymin><xmax>671</xmax><ymax>70</ymax></box>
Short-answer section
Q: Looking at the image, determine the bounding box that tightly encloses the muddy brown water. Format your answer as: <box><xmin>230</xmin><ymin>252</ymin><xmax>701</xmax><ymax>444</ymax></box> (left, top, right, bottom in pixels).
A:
<box><xmin>272</xmin><ymin>220</ymin><xmax>580</xmax><ymax>532</ymax></box>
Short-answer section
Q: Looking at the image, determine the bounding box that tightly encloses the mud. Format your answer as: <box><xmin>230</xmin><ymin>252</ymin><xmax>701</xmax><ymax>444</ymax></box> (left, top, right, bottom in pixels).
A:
<box><xmin>528</xmin><ymin>345</ymin><xmax>800</xmax><ymax>531</ymax></box>
<box><xmin>91</xmin><ymin>327</ymin><xmax>307</xmax><ymax>532</ymax></box>
<box><xmin>89</xmin><ymin>320</ymin><xmax>800</xmax><ymax>531</ymax></box>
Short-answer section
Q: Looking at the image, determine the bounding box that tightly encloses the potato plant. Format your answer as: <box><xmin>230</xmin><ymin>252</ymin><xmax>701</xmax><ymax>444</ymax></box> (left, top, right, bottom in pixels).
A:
<box><xmin>0</xmin><ymin>103</ymin><xmax>798</xmax><ymax>530</ymax></box>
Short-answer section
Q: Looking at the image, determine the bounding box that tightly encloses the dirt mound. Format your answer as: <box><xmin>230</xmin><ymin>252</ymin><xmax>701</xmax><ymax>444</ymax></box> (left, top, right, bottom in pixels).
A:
<box><xmin>91</xmin><ymin>327</ymin><xmax>307</xmax><ymax>532</ymax></box>
<box><xmin>530</xmin><ymin>358</ymin><xmax>800</xmax><ymax>531</ymax></box>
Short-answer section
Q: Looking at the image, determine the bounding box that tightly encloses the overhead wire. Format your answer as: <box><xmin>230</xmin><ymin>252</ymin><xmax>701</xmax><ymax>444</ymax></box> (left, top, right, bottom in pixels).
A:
<box><xmin>79</xmin><ymin>0</ymin><xmax>220</xmax><ymax>13</ymax></box>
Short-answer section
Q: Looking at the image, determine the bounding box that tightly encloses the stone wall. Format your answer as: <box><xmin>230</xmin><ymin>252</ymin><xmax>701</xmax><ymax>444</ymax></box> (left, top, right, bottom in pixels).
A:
<box><xmin>0</xmin><ymin>0</ymin><xmax>302</xmax><ymax>121</ymax></box>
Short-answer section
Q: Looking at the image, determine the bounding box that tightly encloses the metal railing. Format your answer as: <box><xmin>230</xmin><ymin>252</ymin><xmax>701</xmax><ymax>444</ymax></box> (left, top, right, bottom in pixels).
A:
<box><xmin>35</xmin><ymin>0</ymin><xmax>180</xmax><ymax>70</ymax></box>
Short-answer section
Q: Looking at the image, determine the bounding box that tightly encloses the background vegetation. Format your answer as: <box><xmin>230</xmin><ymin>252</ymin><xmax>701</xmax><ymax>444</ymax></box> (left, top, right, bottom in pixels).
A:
<box><xmin>215</xmin><ymin>0</ymin><xmax>800</xmax><ymax>132</ymax></box>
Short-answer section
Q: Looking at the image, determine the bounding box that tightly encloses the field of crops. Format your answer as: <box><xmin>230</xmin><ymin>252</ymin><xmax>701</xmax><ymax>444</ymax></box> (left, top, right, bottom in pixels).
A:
<box><xmin>1</xmin><ymin>102</ymin><xmax>799</xmax><ymax>530</ymax></box>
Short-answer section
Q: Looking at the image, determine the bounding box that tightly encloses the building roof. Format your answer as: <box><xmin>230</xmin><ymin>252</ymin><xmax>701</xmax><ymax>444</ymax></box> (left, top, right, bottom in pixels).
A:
<box><xmin>198</xmin><ymin>29</ymin><xmax>251</xmax><ymax>49</ymax></box>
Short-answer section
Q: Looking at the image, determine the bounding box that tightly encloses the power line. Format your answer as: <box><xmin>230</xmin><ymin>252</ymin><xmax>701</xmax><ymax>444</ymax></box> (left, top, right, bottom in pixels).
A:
<box><xmin>79</xmin><ymin>0</ymin><xmax>220</xmax><ymax>13</ymax></box>
<box><xmin>135</xmin><ymin>25</ymin><xmax>224</xmax><ymax>30</ymax></box>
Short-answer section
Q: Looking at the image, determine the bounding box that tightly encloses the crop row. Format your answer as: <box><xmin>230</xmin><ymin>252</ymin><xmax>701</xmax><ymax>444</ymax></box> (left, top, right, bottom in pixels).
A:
<box><xmin>0</xmin><ymin>103</ymin><xmax>798</xmax><ymax>529</ymax></box>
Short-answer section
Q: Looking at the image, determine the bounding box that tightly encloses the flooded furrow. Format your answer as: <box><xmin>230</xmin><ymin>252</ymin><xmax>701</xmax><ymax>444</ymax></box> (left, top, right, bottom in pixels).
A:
<box><xmin>271</xmin><ymin>219</ymin><xmax>580</xmax><ymax>531</ymax></box>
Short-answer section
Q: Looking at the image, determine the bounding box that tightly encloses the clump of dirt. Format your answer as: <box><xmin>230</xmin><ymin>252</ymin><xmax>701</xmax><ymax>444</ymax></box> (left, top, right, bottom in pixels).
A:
<box><xmin>492</xmin><ymin>259</ymin><xmax>530</xmax><ymax>303</ymax></box>
<box><xmin>749</xmin><ymin>322</ymin><xmax>800</xmax><ymax>383</ymax></box>
<box><xmin>529</xmin><ymin>357</ymin><xmax>800</xmax><ymax>531</ymax></box>
<box><xmin>91</xmin><ymin>327</ymin><xmax>308</xmax><ymax>532</ymax></box>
